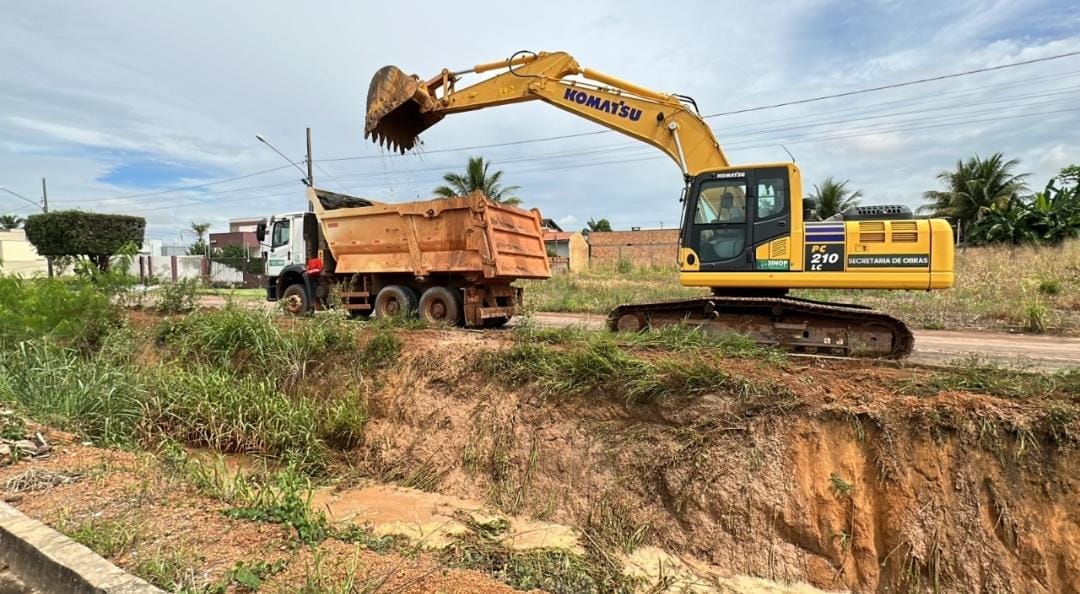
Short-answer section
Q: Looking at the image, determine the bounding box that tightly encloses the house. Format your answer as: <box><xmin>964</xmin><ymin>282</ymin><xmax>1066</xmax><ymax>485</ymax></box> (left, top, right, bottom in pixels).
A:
<box><xmin>0</xmin><ymin>229</ymin><xmax>48</xmax><ymax>276</ymax></box>
<box><xmin>543</xmin><ymin>229</ymin><xmax>588</xmax><ymax>273</ymax></box>
<box><xmin>208</xmin><ymin>216</ymin><xmax>266</xmax><ymax>257</ymax></box>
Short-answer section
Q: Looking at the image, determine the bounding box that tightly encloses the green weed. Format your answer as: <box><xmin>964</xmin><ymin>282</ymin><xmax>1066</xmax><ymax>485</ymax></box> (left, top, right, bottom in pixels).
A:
<box><xmin>443</xmin><ymin>536</ymin><xmax>635</xmax><ymax>594</ymax></box>
<box><xmin>333</xmin><ymin>525</ymin><xmax>411</xmax><ymax>554</ymax></box>
<box><xmin>0</xmin><ymin>274</ymin><xmax>119</xmax><ymax>350</ymax></box>
<box><xmin>134</xmin><ymin>548</ymin><xmax>211</xmax><ymax>592</ymax></box>
<box><xmin>829</xmin><ymin>473</ymin><xmax>854</xmax><ymax>498</ymax></box>
<box><xmin>223</xmin><ymin>463</ymin><xmax>328</xmax><ymax>544</ymax></box>
<box><xmin>225</xmin><ymin>559</ymin><xmax>287</xmax><ymax>590</ymax></box>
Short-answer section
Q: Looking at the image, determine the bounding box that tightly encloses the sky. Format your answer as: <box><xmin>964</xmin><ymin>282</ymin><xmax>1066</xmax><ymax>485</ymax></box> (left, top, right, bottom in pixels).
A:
<box><xmin>1</xmin><ymin>0</ymin><xmax>1078</xmax><ymax>244</ymax></box>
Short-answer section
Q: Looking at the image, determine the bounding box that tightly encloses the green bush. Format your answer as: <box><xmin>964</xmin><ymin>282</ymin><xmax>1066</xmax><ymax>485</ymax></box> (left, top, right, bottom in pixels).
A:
<box><xmin>23</xmin><ymin>211</ymin><xmax>145</xmax><ymax>268</ymax></box>
<box><xmin>154</xmin><ymin>279</ymin><xmax>201</xmax><ymax>314</ymax></box>
<box><xmin>0</xmin><ymin>275</ymin><xmax>118</xmax><ymax>350</ymax></box>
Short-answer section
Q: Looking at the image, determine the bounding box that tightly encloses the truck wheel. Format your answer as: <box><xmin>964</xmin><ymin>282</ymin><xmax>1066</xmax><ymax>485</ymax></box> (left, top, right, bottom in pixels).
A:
<box><xmin>374</xmin><ymin>285</ymin><xmax>418</xmax><ymax>319</ymax></box>
<box><xmin>281</xmin><ymin>283</ymin><xmax>310</xmax><ymax>316</ymax></box>
<box><xmin>419</xmin><ymin>286</ymin><xmax>462</xmax><ymax>326</ymax></box>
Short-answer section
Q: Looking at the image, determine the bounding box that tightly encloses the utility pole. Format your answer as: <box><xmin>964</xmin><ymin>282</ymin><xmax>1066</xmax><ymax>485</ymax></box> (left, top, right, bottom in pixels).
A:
<box><xmin>42</xmin><ymin>177</ymin><xmax>53</xmax><ymax>278</ymax></box>
<box><xmin>306</xmin><ymin>127</ymin><xmax>314</xmax><ymax>212</ymax></box>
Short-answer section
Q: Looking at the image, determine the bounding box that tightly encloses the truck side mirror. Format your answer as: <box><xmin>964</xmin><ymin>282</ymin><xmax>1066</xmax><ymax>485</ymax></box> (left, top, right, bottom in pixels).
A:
<box><xmin>802</xmin><ymin>198</ymin><xmax>818</xmax><ymax>221</ymax></box>
<box><xmin>255</xmin><ymin>222</ymin><xmax>267</xmax><ymax>242</ymax></box>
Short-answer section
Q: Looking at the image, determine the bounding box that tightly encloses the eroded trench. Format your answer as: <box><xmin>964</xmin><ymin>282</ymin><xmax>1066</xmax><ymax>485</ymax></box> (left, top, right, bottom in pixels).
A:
<box><xmin>316</xmin><ymin>337</ymin><xmax>1079</xmax><ymax>594</ymax></box>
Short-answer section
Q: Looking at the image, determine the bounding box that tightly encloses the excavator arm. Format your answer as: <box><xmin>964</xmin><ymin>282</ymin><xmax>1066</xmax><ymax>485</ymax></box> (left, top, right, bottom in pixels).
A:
<box><xmin>365</xmin><ymin>51</ymin><xmax>729</xmax><ymax>177</ymax></box>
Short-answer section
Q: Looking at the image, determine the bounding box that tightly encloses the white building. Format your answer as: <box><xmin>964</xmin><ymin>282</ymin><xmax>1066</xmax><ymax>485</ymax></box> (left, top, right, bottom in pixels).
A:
<box><xmin>0</xmin><ymin>230</ymin><xmax>48</xmax><ymax>276</ymax></box>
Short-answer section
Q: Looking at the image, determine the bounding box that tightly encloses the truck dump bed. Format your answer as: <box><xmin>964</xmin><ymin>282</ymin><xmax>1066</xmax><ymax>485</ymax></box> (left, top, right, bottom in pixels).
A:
<box><xmin>308</xmin><ymin>188</ymin><xmax>551</xmax><ymax>280</ymax></box>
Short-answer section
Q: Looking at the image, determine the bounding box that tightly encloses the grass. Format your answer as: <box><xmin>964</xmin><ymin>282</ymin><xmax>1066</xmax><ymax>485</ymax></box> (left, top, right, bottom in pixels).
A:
<box><xmin>59</xmin><ymin>514</ymin><xmax>140</xmax><ymax>558</ymax></box>
<box><xmin>478</xmin><ymin>329</ymin><xmax>788</xmax><ymax>407</ymax></box>
<box><xmin>442</xmin><ymin>533</ymin><xmax>636</xmax><ymax>594</ymax></box>
<box><xmin>521</xmin><ymin>265</ymin><xmax>707</xmax><ymax>314</ymax></box>
<box><xmin>521</xmin><ymin>240</ymin><xmax>1080</xmax><ymax>334</ymax></box>
<box><xmin>0</xmin><ymin>274</ymin><xmax>120</xmax><ymax>350</ymax></box>
<box><xmin>900</xmin><ymin>356</ymin><xmax>1079</xmax><ymax>399</ymax></box>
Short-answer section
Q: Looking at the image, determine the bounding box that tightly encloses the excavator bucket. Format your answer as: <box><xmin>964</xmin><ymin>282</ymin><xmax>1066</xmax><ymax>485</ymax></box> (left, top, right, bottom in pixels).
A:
<box><xmin>364</xmin><ymin>66</ymin><xmax>444</xmax><ymax>153</ymax></box>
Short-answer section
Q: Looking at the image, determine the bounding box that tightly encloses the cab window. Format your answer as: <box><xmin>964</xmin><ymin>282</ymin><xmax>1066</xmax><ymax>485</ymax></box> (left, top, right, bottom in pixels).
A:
<box><xmin>694</xmin><ymin>181</ymin><xmax>747</xmax><ymax>224</ymax></box>
<box><xmin>271</xmin><ymin>220</ymin><xmax>291</xmax><ymax>248</ymax></box>
<box><xmin>693</xmin><ymin>180</ymin><xmax>747</xmax><ymax>262</ymax></box>
<box><xmin>755</xmin><ymin>177</ymin><xmax>787</xmax><ymax>219</ymax></box>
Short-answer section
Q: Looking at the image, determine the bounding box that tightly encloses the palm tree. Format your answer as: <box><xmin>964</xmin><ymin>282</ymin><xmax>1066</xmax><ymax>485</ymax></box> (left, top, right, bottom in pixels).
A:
<box><xmin>807</xmin><ymin>177</ymin><xmax>862</xmax><ymax>220</ymax></box>
<box><xmin>434</xmin><ymin>157</ymin><xmax>521</xmax><ymax>206</ymax></box>
<box><xmin>190</xmin><ymin>222</ymin><xmax>211</xmax><ymax>242</ymax></box>
<box><xmin>918</xmin><ymin>153</ymin><xmax>1029</xmax><ymax>236</ymax></box>
<box><xmin>0</xmin><ymin>215</ymin><xmax>24</xmax><ymax>230</ymax></box>
<box><xmin>582</xmin><ymin>217</ymin><xmax>612</xmax><ymax>235</ymax></box>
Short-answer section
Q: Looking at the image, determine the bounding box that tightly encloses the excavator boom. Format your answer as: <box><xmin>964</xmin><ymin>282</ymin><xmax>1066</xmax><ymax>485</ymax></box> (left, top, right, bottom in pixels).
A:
<box><xmin>365</xmin><ymin>51</ymin><xmax>729</xmax><ymax>176</ymax></box>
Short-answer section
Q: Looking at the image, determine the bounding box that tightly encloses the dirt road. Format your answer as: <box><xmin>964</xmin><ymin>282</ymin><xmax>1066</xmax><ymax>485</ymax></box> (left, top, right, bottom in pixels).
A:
<box><xmin>522</xmin><ymin>312</ymin><xmax>1080</xmax><ymax>370</ymax></box>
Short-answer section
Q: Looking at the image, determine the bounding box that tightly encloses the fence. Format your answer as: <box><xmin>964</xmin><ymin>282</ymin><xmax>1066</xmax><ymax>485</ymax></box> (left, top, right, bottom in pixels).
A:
<box><xmin>135</xmin><ymin>255</ymin><xmax>264</xmax><ymax>288</ymax></box>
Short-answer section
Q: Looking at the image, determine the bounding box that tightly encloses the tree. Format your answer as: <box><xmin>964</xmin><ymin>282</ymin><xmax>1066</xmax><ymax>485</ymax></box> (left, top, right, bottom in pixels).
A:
<box><xmin>968</xmin><ymin>165</ymin><xmax>1080</xmax><ymax>245</ymax></box>
<box><xmin>582</xmin><ymin>218</ymin><xmax>612</xmax><ymax>235</ymax></box>
<box><xmin>918</xmin><ymin>153</ymin><xmax>1029</xmax><ymax>237</ymax></box>
<box><xmin>186</xmin><ymin>222</ymin><xmax>212</xmax><ymax>256</ymax></box>
<box><xmin>0</xmin><ymin>215</ymin><xmax>23</xmax><ymax>230</ymax></box>
<box><xmin>190</xmin><ymin>222</ymin><xmax>211</xmax><ymax>242</ymax></box>
<box><xmin>807</xmin><ymin>177</ymin><xmax>862</xmax><ymax>220</ymax></box>
<box><xmin>23</xmin><ymin>211</ymin><xmax>145</xmax><ymax>271</ymax></box>
<box><xmin>433</xmin><ymin>157</ymin><xmax>521</xmax><ymax>206</ymax></box>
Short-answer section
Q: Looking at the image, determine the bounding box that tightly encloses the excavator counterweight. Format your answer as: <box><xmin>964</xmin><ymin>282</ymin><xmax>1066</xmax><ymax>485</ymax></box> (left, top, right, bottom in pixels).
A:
<box><xmin>365</xmin><ymin>66</ymin><xmax>443</xmax><ymax>153</ymax></box>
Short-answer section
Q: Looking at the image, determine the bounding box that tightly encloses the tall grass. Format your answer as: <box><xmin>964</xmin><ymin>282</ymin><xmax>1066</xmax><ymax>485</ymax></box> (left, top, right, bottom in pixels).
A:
<box><xmin>520</xmin><ymin>241</ymin><xmax>1080</xmax><ymax>333</ymax></box>
<box><xmin>145</xmin><ymin>365</ymin><xmax>327</xmax><ymax>469</ymax></box>
<box><xmin>478</xmin><ymin>330</ymin><xmax>786</xmax><ymax>405</ymax></box>
<box><xmin>0</xmin><ymin>342</ymin><xmax>142</xmax><ymax>446</ymax></box>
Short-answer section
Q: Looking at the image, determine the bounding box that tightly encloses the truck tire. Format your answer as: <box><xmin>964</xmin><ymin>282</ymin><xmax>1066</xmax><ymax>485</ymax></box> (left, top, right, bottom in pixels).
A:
<box><xmin>374</xmin><ymin>285</ymin><xmax>418</xmax><ymax>319</ymax></box>
<box><xmin>281</xmin><ymin>283</ymin><xmax>310</xmax><ymax>316</ymax></box>
<box><xmin>419</xmin><ymin>286</ymin><xmax>462</xmax><ymax>326</ymax></box>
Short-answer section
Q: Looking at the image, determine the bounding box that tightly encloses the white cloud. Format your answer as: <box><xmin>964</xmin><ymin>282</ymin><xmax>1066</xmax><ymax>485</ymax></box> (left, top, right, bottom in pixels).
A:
<box><xmin>0</xmin><ymin>0</ymin><xmax>1077</xmax><ymax>239</ymax></box>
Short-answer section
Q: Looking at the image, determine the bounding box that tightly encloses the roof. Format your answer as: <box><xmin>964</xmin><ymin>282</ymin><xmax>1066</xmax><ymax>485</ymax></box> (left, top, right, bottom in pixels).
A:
<box><xmin>544</xmin><ymin>231</ymin><xmax>576</xmax><ymax>242</ymax></box>
<box><xmin>541</xmin><ymin>218</ymin><xmax>563</xmax><ymax>232</ymax></box>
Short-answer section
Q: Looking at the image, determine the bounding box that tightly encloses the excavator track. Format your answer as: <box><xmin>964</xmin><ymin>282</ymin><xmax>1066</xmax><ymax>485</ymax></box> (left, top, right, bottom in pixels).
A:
<box><xmin>607</xmin><ymin>295</ymin><xmax>914</xmax><ymax>359</ymax></box>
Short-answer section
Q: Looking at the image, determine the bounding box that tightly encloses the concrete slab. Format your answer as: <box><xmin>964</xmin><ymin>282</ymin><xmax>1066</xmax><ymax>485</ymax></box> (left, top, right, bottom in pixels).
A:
<box><xmin>0</xmin><ymin>503</ymin><xmax>162</xmax><ymax>594</ymax></box>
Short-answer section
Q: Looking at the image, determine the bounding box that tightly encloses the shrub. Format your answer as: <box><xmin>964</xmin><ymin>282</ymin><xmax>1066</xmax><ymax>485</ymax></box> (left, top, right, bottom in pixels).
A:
<box><xmin>0</xmin><ymin>275</ymin><xmax>118</xmax><ymax>350</ymax></box>
<box><xmin>153</xmin><ymin>279</ymin><xmax>201</xmax><ymax>314</ymax></box>
<box><xmin>23</xmin><ymin>211</ymin><xmax>145</xmax><ymax>270</ymax></box>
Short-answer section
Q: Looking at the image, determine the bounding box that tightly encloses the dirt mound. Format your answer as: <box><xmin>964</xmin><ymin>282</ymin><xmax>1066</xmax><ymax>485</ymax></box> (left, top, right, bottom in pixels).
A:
<box><xmin>346</xmin><ymin>334</ymin><xmax>1079</xmax><ymax>593</ymax></box>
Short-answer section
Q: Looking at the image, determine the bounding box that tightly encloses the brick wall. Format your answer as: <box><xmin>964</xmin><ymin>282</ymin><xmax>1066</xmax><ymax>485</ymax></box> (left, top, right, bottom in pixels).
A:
<box><xmin>588</xmin><ymin>229</ymin><xmax>679</xmax><ymax>267</ymax></box>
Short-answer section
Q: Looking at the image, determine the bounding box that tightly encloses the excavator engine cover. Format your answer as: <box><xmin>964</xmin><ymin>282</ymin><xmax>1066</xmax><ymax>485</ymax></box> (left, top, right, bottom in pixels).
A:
<box><xmin>365</xmin><ymin>66</ymin><xmax>444</xmax><ymax>153</ymax></box>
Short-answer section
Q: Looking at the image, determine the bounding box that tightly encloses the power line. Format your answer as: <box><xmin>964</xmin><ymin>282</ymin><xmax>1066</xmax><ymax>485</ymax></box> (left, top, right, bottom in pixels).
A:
<box><xmin>52</xmin><ymin>164</ymin><xmax>297</xmax><ymax>204</ymax></box>
<box><xmin>317</xmin><ymin>50</ymin><xmax>1080</xmax><ymax>163</ymax></box>
<box><xmin>702</xmin><ymin>50</ymin><xmax>1080</xmax><ymax>118</ymax></box>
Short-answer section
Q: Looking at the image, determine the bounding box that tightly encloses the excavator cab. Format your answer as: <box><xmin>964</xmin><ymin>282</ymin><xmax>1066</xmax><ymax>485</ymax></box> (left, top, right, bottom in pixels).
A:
<box><xmin>681</xmin><ymin>165</ymin><xmax>797</xmax><ymax>274</ymax></box>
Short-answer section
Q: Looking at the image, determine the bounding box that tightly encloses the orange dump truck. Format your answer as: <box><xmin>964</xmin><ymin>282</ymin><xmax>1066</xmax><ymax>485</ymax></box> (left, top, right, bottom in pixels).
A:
<box><xmin>257</xmin><ymin>187</ymin><xmax>551</xmax><ymax>326</ymax></box>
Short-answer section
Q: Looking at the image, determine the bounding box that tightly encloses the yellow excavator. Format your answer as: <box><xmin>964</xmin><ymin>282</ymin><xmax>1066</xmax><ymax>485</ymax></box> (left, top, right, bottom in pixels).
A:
<box><xmin>365</xmin><ymin>51</ymin><xmax>955</xmax><ymax>358</ymax></box>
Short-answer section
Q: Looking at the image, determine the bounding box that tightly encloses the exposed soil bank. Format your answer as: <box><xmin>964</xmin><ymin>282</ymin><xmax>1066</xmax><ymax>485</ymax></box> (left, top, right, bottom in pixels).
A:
<box><xmin>342</xmin><ymin>332</ymin><xmax>1079</xmax><ymax>593</ymax></box>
